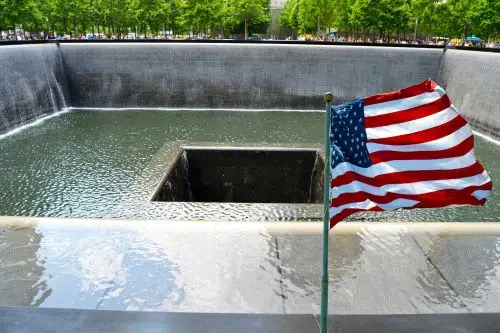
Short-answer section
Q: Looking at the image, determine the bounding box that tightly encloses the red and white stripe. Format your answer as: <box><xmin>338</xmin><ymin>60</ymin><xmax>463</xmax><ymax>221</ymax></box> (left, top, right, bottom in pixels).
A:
<box><xmin>329</xmin><ymin>79</ymin><xmax>492</xmax><ymax>228</ymax></box>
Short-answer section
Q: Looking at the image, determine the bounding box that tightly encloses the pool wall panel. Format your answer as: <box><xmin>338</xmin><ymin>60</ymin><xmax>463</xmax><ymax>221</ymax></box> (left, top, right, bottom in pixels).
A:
<box><xmin>1</xmin><ymin>43</ymin><xmax>500</xmax><ymax>135</ymax></box>
<box><xmin>58</xmin><ymin>43</ymin><xmax>443</xmax><ymax>109</ymax></box>
<box><xmin>437</xmin><ymin>49</ymin><xmax>500</xmax><ymax>137</ymax></box>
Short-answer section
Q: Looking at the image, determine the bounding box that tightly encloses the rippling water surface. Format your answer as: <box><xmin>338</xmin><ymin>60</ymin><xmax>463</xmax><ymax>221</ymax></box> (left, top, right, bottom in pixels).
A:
<box><xmin>0</xmin><ymin>109</ymin><xmax>498</xmax><ymax>221</ymax></box>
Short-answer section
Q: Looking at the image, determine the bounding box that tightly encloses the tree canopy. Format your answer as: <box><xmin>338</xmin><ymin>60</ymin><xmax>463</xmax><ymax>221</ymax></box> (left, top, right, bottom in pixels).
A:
<box><xmin>0</xmin><ymin>0</ymin><xmax>498</xmax><ymax>40</ymax></box>
<box><xmin>0</xmin><ymin>0</ymin><xmax>270</xmax><ymax>39</ymax></box>
<box><xmin>282</xmin><ymin>0</ymin><xmax>499</xmax><ymax>40</ymax></box>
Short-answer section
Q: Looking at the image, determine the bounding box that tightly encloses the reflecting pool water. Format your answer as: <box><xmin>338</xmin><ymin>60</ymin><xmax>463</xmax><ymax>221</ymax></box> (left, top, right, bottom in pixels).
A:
<box><xmin>0</xmin><ymin>109</ymin><xmax>498</xmax><ymax>221</ymax></box>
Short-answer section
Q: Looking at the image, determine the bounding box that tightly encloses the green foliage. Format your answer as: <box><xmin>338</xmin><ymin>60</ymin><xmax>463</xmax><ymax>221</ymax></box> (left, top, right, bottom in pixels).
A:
<box><xmin>280</xmin><ymin>0</ymin><xmax>499</xmax><ymax>40</ymax></box>
<box><xmin>0</xmin><ymin>0</ymin><xmax>270</xmax><ymax>38</ymax></box>
<box><xmin>181</xmin><ymin>0</ymin><xmax>214</xmax><ymax>34</ymax></box>
<box><xmin>225</xmin><ymin>0</ymin><xmax>270</xmax><ymax>38</ymax></box>
<box><xmin>331</xmin><ymin>0</ymin><xmax>355</xmax><ymax>31</ymax></box>
<box><xmin>2</xmin><ymin>0</ymin><xmax>499</xmax><ymax>40</ymax></box>
<box><xmin>279</xmin><ymin>0</ymin><xmax>333</xmax><ymax>34</ymax></box>
<box><xmin>349</xmin><ymin>0</ymin><xmax>411</xmax><ymax>36</ymax></box>
<box><xmin>280</xmin><ymin>0</ymin><xmax>299</xmax><ymax>29</ymax></box>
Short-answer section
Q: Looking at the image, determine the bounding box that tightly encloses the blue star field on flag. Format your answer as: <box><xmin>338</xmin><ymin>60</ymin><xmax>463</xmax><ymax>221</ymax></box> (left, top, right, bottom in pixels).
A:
<box><xmin>330</xmin><ymin>98</ymin><xmax>372</xmax><ymax>169</ymax></box>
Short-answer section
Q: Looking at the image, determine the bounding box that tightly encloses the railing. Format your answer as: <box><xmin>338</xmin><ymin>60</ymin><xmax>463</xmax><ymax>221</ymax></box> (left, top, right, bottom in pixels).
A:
<box><xmin>2</xmin><ymin>39</ymin><xmax>500</xmax><ymax>53</ymax></box>
<box><xmin>0</xmin><ymin>39</ymin><xmax>447</xmax><ymax>49</ymax></box>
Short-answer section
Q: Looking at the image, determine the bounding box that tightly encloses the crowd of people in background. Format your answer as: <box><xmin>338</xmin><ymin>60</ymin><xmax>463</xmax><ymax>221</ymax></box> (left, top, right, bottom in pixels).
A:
<box><xmin>1</xmin><ymin>30</ymin><xmax>499</xmax><ymax>49</ymax></box>
<box><xmin>290</xmin><ymin>35</ymin><xmax>499</xmax><ymax>48</ymax></box>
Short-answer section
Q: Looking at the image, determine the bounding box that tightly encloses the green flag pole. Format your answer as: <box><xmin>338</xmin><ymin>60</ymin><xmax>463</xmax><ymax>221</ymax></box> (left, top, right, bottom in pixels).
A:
<box><xmin>320</xmin><ymin>92</ymin><xmax>333</xmax><ymax>333</ymax></box>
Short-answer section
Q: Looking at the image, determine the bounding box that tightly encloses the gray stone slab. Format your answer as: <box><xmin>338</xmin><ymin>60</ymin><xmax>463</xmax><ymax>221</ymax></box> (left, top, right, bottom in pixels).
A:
<box><xmin>413</xmin><ymin>234</ymin><xmax>500</xmax><ymax>313</ymax></box>
<box><xmin>0</xmin><ymin>227</ymin><xmax>47</xmax><ymax>306</ymax></box>
<box><xmin>3</xmin><ymin>221</ymin><xmax>500</xmax><ymax>315</ymax></box>
<box><xmin>277</xmin><ymin>229</ymin><xmax>468</xmax><ymax>314</ymax></box>
<box><xmin>1</xmin><ymin>306</ymin><xmax>500</xmax><ymax>333</ymax></box>
<box><xmin>0</xmin><ymin>223</ymin><xmax>284</xmax><ymax>313</ymax></box>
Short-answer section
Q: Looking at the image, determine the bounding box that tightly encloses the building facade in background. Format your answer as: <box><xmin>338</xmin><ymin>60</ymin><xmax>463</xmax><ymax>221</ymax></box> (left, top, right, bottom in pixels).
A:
<box><xmin>271</xmin><ymin>0</ymin><xmax>286</xmax><ymax>9</ymax></box>
<box><xmin>269</xmin><ymin>0</ymin><xmax>286</xmax><ymax>38</ymax></box>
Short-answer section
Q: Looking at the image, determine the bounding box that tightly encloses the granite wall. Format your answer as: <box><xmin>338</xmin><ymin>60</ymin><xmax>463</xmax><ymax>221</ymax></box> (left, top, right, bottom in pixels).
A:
<box><xmin>438</xmin><ymin>49</ymin><xmax>500</xmax><ymax>137</ymax></box>
<box><xmin>59</xmin><ymin>43</ymin><xmax>444</xmax><ymax>109</ymax></box>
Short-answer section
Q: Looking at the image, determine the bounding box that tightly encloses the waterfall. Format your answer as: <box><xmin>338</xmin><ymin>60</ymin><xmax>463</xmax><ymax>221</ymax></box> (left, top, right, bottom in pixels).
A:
<box><xmin>180</xmin><ymin>150</ymin><xmax>194</xmax><ymax>201</ymax></box>
<box><xmin>438</xmin><ymin>49</ymin><xmax>500</xmax><ymax>138</ymax></box>
<box><xmin>308</xmin><ymin>151</ymin><xmax>323</xmax><ymax>204</ymax></box>
<box><xmin>0</xmin><ymin>44</ymin><xmax>68</xmax><ymax>135</ymax></box>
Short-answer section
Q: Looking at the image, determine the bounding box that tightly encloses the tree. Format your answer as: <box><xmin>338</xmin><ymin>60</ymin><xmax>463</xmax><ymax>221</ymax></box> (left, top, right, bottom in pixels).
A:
<box><xmin>297</xmin><ymin>0</ymin><xmax>320</xmax><ymax>34</ymax></box>
<box><xmin>376</xmin><ymin>0</ymin><xmax>410</xmax><ymax>39</ymax></box>
<box><xmin>411</xmin><ymin>0</ymin><xmax>440</xmax><ymax>38</ymax></box>
<box><xmin>166</xmin><ymin>0</ymin><xmax>183</xmax><ymax>34</ymax></box>
<box><xmin>2</xmin><ymin>0</ymin><xmax>497</xmax><ymax>41</ymax></box>
<box><xmin>133</xmin><ymin>0</ymin><xmax>168</xmax><ymax>36</ymax></box>
<box><xmin>1</xmin><ymin>0</ymin><xmax>28</xmax><ymax>37</ymax></box>
<box><xmin>181</xmin><ymin>0</ymin><xmax>214</xmax><ymax>36</ymax></box>
<box><xmin>226</xmin><ymin>0</ymin><xmax>270</xmax><ymax>39</ymax></box>
<box><xmin>331</xmin><ymin>0</ymin><xmax>355</xmax><ymax>33</ymax></box>
<box><xmin>280</xmin><ymin>0</ymin><xmax>300</xmax><ymax>37</ymax></box>
<box><xmin>462</xmin><ymin>0</ymin><xmax>500</xmax><ymax>40</ymax></box>
<box><xmin>350</xmin><ymin>0</ymin><xmax>377</xmax><ymax>37</ymax></box>
<box><xmin>280</xmin><ymin>0</ymin><xmax>297</xmax><ymax>29</ymax></box>
<box><xmin>280</xmin><ymin>0</ymin><xmax>334</xmax><ymax>36</ymax></box>
<box><xmin>392</xmin><ymin>1</ymin><xmax>411</xmax><ymax>38</ymax></box>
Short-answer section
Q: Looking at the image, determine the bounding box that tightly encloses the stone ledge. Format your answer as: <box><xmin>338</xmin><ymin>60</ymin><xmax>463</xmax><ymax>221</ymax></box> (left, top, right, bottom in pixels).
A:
<box><xmin>1</xmin><ymin>306</ymin><xmax>499</xmax><ymax>333</ymax></box>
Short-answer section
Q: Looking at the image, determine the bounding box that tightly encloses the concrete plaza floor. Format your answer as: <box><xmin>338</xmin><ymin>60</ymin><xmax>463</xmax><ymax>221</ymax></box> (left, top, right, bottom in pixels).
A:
<box><xmin>1</xmin><ymin>218</ymin><xmax>500</xmax><ymax>315</ymax></box>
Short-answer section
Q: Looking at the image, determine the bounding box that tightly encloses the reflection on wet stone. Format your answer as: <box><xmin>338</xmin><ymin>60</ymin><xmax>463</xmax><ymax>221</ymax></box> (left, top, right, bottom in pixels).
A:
<box><xmin>2</xmin><ymin>218</ymin><xmax>500</xmax><ymax>314</ymax></box>
<box><xmin>276</xmin><ymin>228</ymin><xmax>482</xmax><ymax>314</ymax></box>
<box><xmin>10</xmin><ymin>223</ymin><xmax>285</xmax><ymax>312</ymax></box>
<box><xmin>414</xmin><ymin>234</ymin><xmax>500</xmax><ymax>312</ymax></box>
<box><xmin>0</xmin><ymin>227</ymin><xmax>47</xmax><ymax>307</ymax></box>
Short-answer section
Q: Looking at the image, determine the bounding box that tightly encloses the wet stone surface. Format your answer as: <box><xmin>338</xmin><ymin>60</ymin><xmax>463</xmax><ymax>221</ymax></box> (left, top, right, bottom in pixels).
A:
<box><xmin>2</xmin><ymin>220</ymin><xmax>500</xmax><ymax>314</ymax></box>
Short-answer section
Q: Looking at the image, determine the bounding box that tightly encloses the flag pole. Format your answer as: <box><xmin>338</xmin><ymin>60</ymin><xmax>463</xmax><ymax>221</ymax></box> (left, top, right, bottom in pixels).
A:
<box><xmin>320</xmin><ymin>92</ymin><xmax>333</xmax><ymax>333</ymax></box>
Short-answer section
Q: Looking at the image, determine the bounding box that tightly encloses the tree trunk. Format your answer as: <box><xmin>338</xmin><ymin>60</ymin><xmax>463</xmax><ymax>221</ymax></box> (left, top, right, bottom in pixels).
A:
<box><xmin>316</xmin><ymin>16</ymin><xmax>320</xmax><ymax>37</ymax></box>
<box><xmin>244</xmin><ymin>17</ymin><xmax>248</xmax><ymax>40</ymax></box>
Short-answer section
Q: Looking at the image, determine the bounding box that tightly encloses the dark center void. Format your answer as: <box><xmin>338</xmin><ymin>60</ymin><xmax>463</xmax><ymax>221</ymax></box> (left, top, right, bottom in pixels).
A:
<box><xmin>153</xmin><ymin>149</ymin><xmax>324</xmax><ymax>204</ymax></box>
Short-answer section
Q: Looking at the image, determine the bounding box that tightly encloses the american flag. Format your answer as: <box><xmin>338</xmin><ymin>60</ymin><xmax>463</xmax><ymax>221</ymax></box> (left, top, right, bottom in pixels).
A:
<box><xmin>329</xmin><ymin>79</ymin><xmax>492</xmax><ymax>228</ymax></box>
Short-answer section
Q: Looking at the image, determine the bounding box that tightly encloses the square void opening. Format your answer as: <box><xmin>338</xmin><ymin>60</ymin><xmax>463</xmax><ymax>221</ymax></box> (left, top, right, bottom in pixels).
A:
<box><xmin>153</xmin><ymin>149</ymin><xmax>324</xmax><ymax>204</ymax></box>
